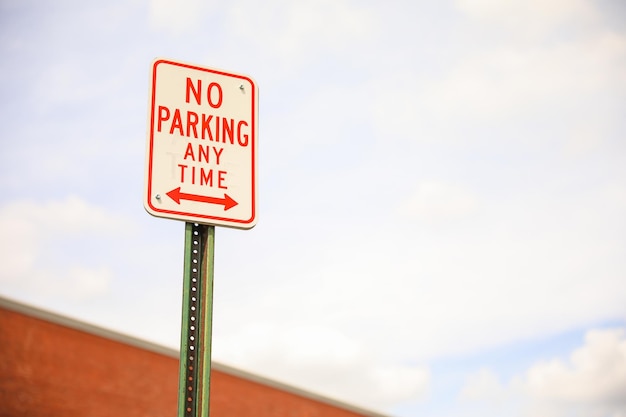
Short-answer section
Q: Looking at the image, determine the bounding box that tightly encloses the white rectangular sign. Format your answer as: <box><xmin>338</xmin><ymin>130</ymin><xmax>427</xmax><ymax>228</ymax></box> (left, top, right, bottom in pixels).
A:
<box><xmin>144</xmin><ymin>59</ymin><xmax>258</xmax><ymax>229</ymax></box>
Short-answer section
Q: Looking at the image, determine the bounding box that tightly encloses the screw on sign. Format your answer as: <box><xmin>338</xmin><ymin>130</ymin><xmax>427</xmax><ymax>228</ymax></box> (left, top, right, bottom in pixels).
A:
<box><xmin>144</xmin><ymin>58</ymin><xmax>258</xmax><ymax>229</ymax></box>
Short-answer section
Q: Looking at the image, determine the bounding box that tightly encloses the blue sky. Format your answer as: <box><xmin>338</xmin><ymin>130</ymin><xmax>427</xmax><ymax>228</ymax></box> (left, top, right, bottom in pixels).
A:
<box><xmin>1</xmin><ymin>0</ymin><xmax>625</xmax><ymax>416</ymax></box>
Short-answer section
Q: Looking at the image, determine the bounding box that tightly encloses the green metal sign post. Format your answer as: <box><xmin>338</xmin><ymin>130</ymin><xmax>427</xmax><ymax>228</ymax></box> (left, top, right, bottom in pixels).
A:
<box><xmin>178</xmin><ymin>222</ymin><xmax>215</xmax><ymax>417</ymax></box>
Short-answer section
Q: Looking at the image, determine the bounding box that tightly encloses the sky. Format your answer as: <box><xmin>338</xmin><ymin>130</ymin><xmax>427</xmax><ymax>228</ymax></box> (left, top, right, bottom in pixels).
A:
<box><xmin>0</xmin><ymin>0</ymin><xmax>625</xmax><ymax>416</ymax></box>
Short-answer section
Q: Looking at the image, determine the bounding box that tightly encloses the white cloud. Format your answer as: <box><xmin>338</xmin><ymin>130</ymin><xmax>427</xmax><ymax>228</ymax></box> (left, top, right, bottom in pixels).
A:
<box><xmin>0</xmin><ymin>195</ymin><xmax>131</xmax><ymax>236</ymax></box>
<box><xmin>459</xmin><ymin>328</ymin><xmax>626</xmax><ymax>417</ymax></box>
<box><xmin>33</xmin><ymin>60</ymin><xmax>124</xmax><ymax>111</ymax></box>
<box><xmin>215</xmin><ymin>177</ymin><xmax>626</xmax><ymax>367</ymax></box>
<box><xmin>398</xmin><ymin>180</ymin><xmax>479</xmax><ymax>224</ymax></box>
<box><xmin>225</xmin><ymin>0</ymin><xmax>376</xmax><ymax>70</ymax></box>
<box><xmin>525</xmin><ymin>328</ymin><xmax>626</xmax><ymax>407</ymax></box>
<box><xmin>0</xmin><ymin>196</ymin><xmax>132</xmax><ymax>300</ymax></box>
<box><xmin>372</xmin><ymin>365</ymin><xmax>430</xmax><ymax>406</ymax></box>
<box><xmin>455</xmin><ymin>0</ymin><xmax>599</xmax><ymax>38</ymax></box>
<box><xmin>266</xmin><ymin>82</ymin><xmax>370</xmax><ymax>158</ymax></box>
<box><xmin>460</xmin><ymin>368</ymin><xmax>506</xmax><ymax>402</ymax></box>
<box><xmin>24</xmin><ymin>266</ymin><xmax>113</xmax><ymax>301</ymax></box>
<box><xmin>369</xmin><ymin>5</ymin><xmax>626</xmax><ymax>144</ymax></box>
<box><xmin>149</xmin><ymin>0</ymin><xmax>210</xmax><ymax>34</ymax></box>
<box><xmin>213</xmin><ymin>322</ymin><xmax>429</xmax><ymax>410</ymax></box>
<box><xmin>435</xmin><ymin>34</ymin><xmax>624</xmax><ymax>120</ymax></box>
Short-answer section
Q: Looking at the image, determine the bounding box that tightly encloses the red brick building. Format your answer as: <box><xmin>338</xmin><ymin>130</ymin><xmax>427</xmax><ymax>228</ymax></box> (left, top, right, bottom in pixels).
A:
<box><xmin>0</xmin><ymin>296</ymin><xmax>388</xmax><ymax>417</ymax></box>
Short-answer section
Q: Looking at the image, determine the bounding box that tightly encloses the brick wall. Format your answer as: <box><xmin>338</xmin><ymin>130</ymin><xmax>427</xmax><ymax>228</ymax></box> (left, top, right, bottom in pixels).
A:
<box><xmin>0</xmin><ymin>299</ymin><xmax>386</xmax><ymax>417</ymax></box>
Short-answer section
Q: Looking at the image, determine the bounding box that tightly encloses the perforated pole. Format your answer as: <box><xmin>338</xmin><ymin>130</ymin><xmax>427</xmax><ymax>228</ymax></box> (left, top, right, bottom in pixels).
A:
<box><xmin>178</xmin><ymin>222</ymin><xmax>215</xmax><ymax>417</ymax></box>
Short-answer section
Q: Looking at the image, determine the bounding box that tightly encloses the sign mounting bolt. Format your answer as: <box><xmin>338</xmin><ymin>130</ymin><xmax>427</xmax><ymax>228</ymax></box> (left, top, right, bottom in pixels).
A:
<box><xmin>155</xmin><ymin>194</ymin><xmax>161</xmax><ymax>200</ymax></box>
<box><xmin>239</xmin><ymin>84</ymin><xmax>244</xmax><ymax>90</ymax></box>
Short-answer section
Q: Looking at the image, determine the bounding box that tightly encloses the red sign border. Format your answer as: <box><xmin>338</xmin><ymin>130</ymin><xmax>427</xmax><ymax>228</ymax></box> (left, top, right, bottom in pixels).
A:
<box><xmin>145</xmin><ymin>59</ymin><xmax>257</xmax><ymax>228</ymax></box>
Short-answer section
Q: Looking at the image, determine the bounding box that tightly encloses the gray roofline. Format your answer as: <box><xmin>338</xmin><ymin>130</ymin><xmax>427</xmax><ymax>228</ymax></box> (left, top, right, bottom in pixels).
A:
<box><xmin>0</xmin><ymin>295</ymin><xmax>390</xmax><ymax>417</ymax></box>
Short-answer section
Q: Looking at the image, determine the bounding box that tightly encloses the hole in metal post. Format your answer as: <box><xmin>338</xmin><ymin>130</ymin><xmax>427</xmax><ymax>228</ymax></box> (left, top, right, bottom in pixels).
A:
<box><xmin>184</xmin><ymin>223</ymin><xmax>205</xmax><ymax>417</ymax></box>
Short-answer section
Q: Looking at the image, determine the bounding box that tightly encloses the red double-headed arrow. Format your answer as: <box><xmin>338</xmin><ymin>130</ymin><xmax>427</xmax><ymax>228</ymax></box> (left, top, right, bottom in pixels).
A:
<box><xmin>166</xmin><ymin>187</ymin><xmax>238</xmax><ymax>210</ymax></box>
